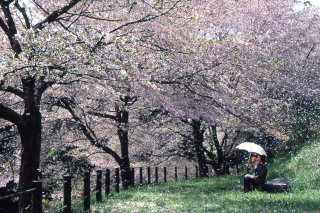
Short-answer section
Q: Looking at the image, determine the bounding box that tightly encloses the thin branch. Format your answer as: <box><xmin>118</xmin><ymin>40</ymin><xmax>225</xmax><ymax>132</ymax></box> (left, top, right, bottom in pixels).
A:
<box><xmin>202</xmin><ymin>145</ymin><xmax>216</xmax><ymax>160</ymax></box>
<box><xmin>37</xmin><ymin>65</ymin><xmax>70</xmax><ymax>96</ymax></box>
<box><xmin>88</xmin><ymin>111</ymin><xmax>117</xmax><ymax>121</ymax></box>
<box><xmin>150</xmin><ymin>64</ymin><xmax>220</xmax><ymax>85</ymax></box>
<box><xmin>150</xmin><ymin>79</ymin><xmax>182</xmax><ymax>85</ymax></box>
<box><xmin>110</xmin><ymin>0</ymin><xmax>181</xmax><ymax>33</ymax></box>
<box><xmin>80</xmin><ymin>107</ymin><xmax>98</xmax><ymax>141</ymax></box>
<box><xmin>59</xmin><ymin>98</ymin><xmax>122</xmax><ymax>164</ymax></box>
<box><xmin>34</xmin><ymin>0</ymin><xmax>82</xmax><ymax>30</ymax></box>
<box><xmin>66</xmin><ymin>12</ymin><xmax>123</xmax><ymax>22</ymax></box>
<box><xmin>306</xmin><ymin>43</ymin><xmax>316</xmax><ymax>59</ymax></box>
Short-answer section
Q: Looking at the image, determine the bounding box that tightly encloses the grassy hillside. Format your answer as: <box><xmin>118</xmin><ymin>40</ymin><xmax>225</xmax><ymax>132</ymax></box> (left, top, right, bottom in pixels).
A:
<box><xmin>71</xmin><ymin>178</ymin><xmax>320</xmax><ymax>212</ymax></box>
<box><xmin>268</xmin><ymin>137</ymin><xmax>320</xmax><ymax>191</ymax></box>
<box><xmin>51</xmin><ymin>137</ymin><xmax>320</xmax><ymax>212</ymax></box>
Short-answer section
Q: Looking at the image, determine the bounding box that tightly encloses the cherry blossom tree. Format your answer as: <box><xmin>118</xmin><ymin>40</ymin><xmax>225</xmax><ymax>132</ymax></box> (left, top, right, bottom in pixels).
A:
<box><xmin>135</xmin><ymin>0</ymin><xmax>320</xmax><ymax>144</ymax></box>
<box><xmin>0</xmin><ymin>1</ymin><xmax>86</xmax><ymax>210</ymax></box>
<box><xmin>222</xmin><ymin>0</ymin><xmax>320</xmax><ymax>143</ymax></box>
<box><xmin>57</xmin><ymin>94</ymin><xmax>138</xmax><ymax>189</ymax></box>
<box><xmin>118</xmin><ymin>0</ymin><xmax>320</xmax><ymax>171</ymax></box>
<box><xmin>0</xmin><ymin>0</ymin><xmax>181</xmax><ymax>210</ymax></box>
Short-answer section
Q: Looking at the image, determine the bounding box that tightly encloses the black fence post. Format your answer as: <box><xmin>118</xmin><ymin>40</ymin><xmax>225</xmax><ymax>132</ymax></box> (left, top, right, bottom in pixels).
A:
<box><xmin>83</xmin><ymin>171</ymin><xmax>90</xmax><ymax>211</ymax></box>
<box><xmin>139</xmin><ymin>167</ymin><xmax>143</xmax><ymax>185</ymax></box>
<box><xmin>32</xmin><ymin>180</ymin><xmax>42</xmax><ymax>213</ymax></box>
<box><xmin>147</xmin><ymin>167</ymin><xmax>151</xmax><ymax>184</ymax></box>
<box><xmin>105</xmin><ymin>169</ymin><xmax>110</xmax><ymax>197</ymax></box>
<box><xmin>163</xmin><ymin>167</ymin><xmax>167</xmax><ymax>182</ymax></box>
<box><xmin>185</xmin><ymin>167</ymin><xmax>188</xmax><ymax>179</ymax></box>
<box><xmin>131</xmin><ymin>168</ymin><xmax>135</xmax><ymax>187</ymax></box>
<box><xmin>63</xmin><ymin>175</ymin><xmax>71</xmax><ymax>213</ymax></box>
<box><xmin>196</xmin><ymin>166</ymin><xmax>199</xmax><ymax>179</ymax></box>
<box><xmin>175</xmin><ymin>167</ymin><xmax>178</xmax><ymax>181</ymax></box>
<box><xmin>115</xmin><ymin>168</ymin><xmax>120</xmax><ymax>193</ymax></box>
<box><xmin>155</xmin><ymin>167</ymin><xmax>159</xmax><ymax>183</ymax></box>
<box><xmin>96</xmin><ymin>170</ymin><xmax>102</xmax><ymax>202</ymax></box>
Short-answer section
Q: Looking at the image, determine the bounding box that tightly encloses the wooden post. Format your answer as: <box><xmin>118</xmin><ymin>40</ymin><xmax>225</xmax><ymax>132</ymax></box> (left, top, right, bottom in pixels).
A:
<box><xmin>155</xmin><ymin>167</ymin><xmax>159</xmax><ymax>183</ymax></box>
<box><xmin>175</xmin><ymin>167</ymin><xmax>178</xmax><ymax>180</ymax></box>
<box><xmin>163</xmin><ymin>167</ymin><xmax>167</xmax><ymax>182</ymax></box>
<box><xmin>83</xmin><ymin>171</ymin><xmax>90</xmax><ymax>211</ymax></box>
<box><xmin>96</xmin><ymin>170</ymin><xmax>102</xmax><ymax>202</ymax></box>
<box><xmin>32</xmin><ymin>180</ymin><xmax>42</xmax><ymax>213</ymax></box>
<box><xmin>185</xmin><ymin>167</ymin><xmax>188</xmax><ymax>179</ymax></box>
<box><xmin>63</xmin><ymin>175</ymin><xmax>71</xmax><ymax>213</ymax></box>
<box><xmin>115</xmin><ymin>168</ymin><xmax>120</xmax><ymax>193</ymax></box>
<box><xmin>147</xmin><ymin>167</ymin><xmax>151</xmax><ymax>184</ymax></box>
<box><xmin>196</xmin><ymin>166</ymin><xmax>199</xmax><ymax>179</ymax></box>
<box><xmin>139</xmin><ymin>167</ymin><xmax>143</xmax><ymax>185</ymax></box>
<box><xmin>105</xmin><ymin>169</ymin><xmax>110</xmax><ymax>197</ymax></box>
<box><xmin>131</xmin><ymin>168</ymin><xmax>135</xmax><ymax>187</ymax></box>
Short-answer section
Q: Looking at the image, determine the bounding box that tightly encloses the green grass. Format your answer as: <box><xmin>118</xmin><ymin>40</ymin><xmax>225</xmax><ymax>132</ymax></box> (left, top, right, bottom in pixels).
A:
<box><xmin>268</xmin><ymin>137</ymin><xmax>320</xmax><ymax>191</ymax></box>
<box><xmin>71</xmin><ymin>177</ymin><xmax>320</xmax><ymax>213</ymax></box>
<box><xmin>53</xmin><ymin>137</ymin><xmax>320</xmax><ymax>212</ymax></box>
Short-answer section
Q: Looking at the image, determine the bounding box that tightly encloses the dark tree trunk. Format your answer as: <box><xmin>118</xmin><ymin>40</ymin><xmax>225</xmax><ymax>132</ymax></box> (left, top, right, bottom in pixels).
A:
<box><xmin>18</xmin><ymin>78</ymin><xmax>42</xmax><ymax>212</ymax></box>
<box><xmin>117</xmin><ymin>108</ymin><xmax>131</xmax><ymax>189</ymax></box>
<box><xmin>222</xmin><ymin>164</ymin><xmax>230</xmax><ymax>175</ymax></box>
<box><xmin>191</xmin><ymin>120</ymin><xmax>208</xmax><ymax>177</ymax></box>
<box><xmin>211</xmin><ymin>126</ymin><xmax>225</xmax><ymax>176</ymax></box>
<box><xmin>118</xmin><ymin>127</ymin><xmax>131</xmax><ymax>189</ymax></box>
<box><xmin>120</xmin><ymin>163</ymin><xmax>131</xmax><ymax>190</ymax></box>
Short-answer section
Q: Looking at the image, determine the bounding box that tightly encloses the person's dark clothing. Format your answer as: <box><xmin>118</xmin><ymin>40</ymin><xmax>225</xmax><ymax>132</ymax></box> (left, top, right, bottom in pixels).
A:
<box><xmin>253</xmin><ymin>163</ymin><xmax>267</xmax><ymax>184</ymax></box>
<box><xmin>244</xmin><ymin>163</ymin><xmax>267</xmax><ymax>192</ymax></box>
<box><xmin>244</xmin><ymin>175</ymin><xmax>259</xmax><ymax>192</ymax></box>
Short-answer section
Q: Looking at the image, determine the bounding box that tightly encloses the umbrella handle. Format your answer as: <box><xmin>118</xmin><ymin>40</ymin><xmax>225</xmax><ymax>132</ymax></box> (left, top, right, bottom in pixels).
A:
<box><xmin>247</xmin><ymin>152</ymin><xmax>252</xmax><ymax>164</ymax></box>
<box><xmin>247</xmin><ymin>152</ymin><xmax>251</xmax><ymax>172</ymax></box>
<box><xmin>246</xmin><ymin>152</ymin><xmax>252</xmax><ymax>173</ymax></box>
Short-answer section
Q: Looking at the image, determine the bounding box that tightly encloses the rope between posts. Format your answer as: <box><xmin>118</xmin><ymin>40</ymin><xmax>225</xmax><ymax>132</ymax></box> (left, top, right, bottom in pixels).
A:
<box><xmin>0</xmin><ymin>188</ymin><xmax>36</xmax><ymax>201</ymax></box>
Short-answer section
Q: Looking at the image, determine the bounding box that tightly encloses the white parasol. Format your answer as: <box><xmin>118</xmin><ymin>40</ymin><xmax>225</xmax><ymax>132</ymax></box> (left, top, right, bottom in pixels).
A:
<box><xmin>236</xmin><ymin>142</ymin><xmax>267</xmax><ymax>163</ymax></box>
<box><xmin>236</xmin><ymin>142</ymin><xmax>267</xmax><ymax>156</ymax></box>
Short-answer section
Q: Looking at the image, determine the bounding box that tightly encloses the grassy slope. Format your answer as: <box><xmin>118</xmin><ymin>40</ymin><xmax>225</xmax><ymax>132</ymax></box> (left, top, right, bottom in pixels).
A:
<box><xmin>268</xmin><ymin>137</ymin><xmax>320</xmax><ymax>191</ymax></box>
<box><xmin>68</xmin><ymin>138</ymin><xmax>320</xmax><ymax>213</ymax></box>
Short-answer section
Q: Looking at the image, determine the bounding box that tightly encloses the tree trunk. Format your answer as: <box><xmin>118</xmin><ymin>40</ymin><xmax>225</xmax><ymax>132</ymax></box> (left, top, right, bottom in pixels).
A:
<box><xmin>120</xmin><ymin>162</ymin><xmax>131</xmax><ymax>190</ymax></box>
<box><xmin>211</xmin><ymin>126</ymin><xmax>225</xmax><ymax>175</ymax></box>
<box><xmin>222</xmin><ymin>163</ymin><xmax>230</xmax><ymax>175</ymax></box>
<box><xmin>117</xmin><ymin>109</ymin><xmax>131</xmax><ymax>189</ymax></box>
<box><xmin>18</xmin><ymin>78</ymin><xmax>42</xmax><ymax>212</ymax></box>
<box><xmin>192</xmin><ymin>120</ymin><xmax>208</xmax><ymax>177</ymax></box>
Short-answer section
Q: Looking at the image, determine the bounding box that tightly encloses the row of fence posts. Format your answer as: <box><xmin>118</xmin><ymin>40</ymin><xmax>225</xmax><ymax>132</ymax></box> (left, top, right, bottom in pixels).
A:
<box><xmin>79</xmin><ymin>166</ymin><xmax>199</xmax><ymax>212</ymax></box>
<box><xmin>30</xmin><ymin>166</ymin><xmax>200</xmax><ymax>213</ymax></box>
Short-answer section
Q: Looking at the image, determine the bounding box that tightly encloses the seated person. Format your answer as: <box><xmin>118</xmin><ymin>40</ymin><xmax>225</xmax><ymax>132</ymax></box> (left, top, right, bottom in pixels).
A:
<box><xmin>244</xmin><ymin>153</ymin><xmax>267</xmax><ymax>192</ymax></box>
